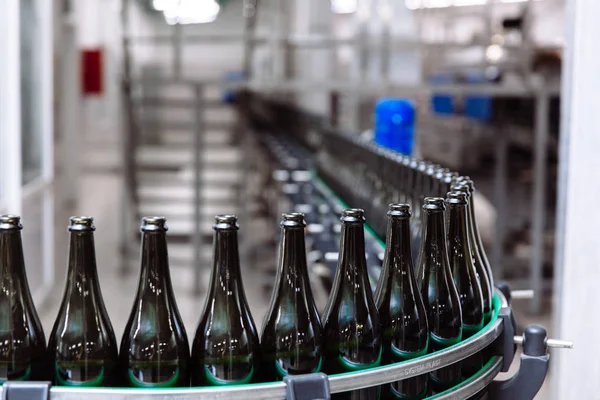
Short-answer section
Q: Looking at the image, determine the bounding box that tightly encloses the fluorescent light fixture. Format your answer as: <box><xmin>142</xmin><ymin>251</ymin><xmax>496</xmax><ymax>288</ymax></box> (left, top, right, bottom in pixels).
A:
<box><xmin>331</xmin><ymin>0</ymin><xmax>358</xmax><ymax>14</ymax></box>
<box><xmin>406</xmin><ymin>0</ymin><xmax>541</xmax><ymax>9</ymax></box>
<box><xmin>424</xmin><ymin>0</ymin><xmax>452</xmax><ymax>8</ymax></box>
<box><xmin>152</xmin><ymin>0</ymin><xmax>178</xmax><ymax>11</ymax></box>
<box><xmin>162</xmin><ymin>0</ymin><xmax>220</xmax><ymax>25</ymax></box>
<box><xmin>453</xmin><ymin>0</ymin><xmax>486</xmax><ymax>6</ymax></box>
<box><xmin>406</xmin><ymin>0</ymin><xmax>421</xmax><ymax>10</ymax></box>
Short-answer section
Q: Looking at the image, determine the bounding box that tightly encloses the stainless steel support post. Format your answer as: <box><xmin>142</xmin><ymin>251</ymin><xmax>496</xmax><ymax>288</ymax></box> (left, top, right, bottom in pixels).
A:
<box><xmin>530</xmin><ymin>91</ymin><xmax>549</xmax><ymax>314</ymax></box>
<box><xmin>193</xmin><ymin>85</ymin><xmax>204</xmax><ymax>296</ymax></box>
<box><xmin>553</xmin><ymin>0</ymin><xmax>600</xmax><ymax>397</ymax></box>
<box><xmin>493</xmin><ymin>128</ymin><xmax>507</xmax><ymax>280</ymax></box>
<box><xmin>119</xmin><ymin>0</ymin><xmax>135</xmax><ymax>276</ymax></box>
<box><xmin>172</xmin><ymin>23</ymin><xmax>182</xmax><ymax>80</ymax></box>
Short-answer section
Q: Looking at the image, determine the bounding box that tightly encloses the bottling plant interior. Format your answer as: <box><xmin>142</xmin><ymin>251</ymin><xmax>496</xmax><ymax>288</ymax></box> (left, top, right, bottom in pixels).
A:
<box><xmin>0</xmin><ymin>0</ymin><xmax>592</xmax><ymax>399</ymax></box>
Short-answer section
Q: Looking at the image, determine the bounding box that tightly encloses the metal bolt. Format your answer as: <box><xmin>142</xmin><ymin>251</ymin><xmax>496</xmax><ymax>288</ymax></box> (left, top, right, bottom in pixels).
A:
<box><xmin>514</xmin><ymin>336</ymin><xmax>574</xmax><ymax>349</ymax></box>
<box><xmin>511</xmin><ymin>289</ymin><xmax>535</xmax><ymax>300</ymax></box>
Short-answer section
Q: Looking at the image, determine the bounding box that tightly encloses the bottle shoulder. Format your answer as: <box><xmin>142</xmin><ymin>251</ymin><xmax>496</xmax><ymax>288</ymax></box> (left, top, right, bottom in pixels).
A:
<box><xmin>121</xmin><ymin>296</ymin><xmax>189</xmax><ymax>350</ymax></box>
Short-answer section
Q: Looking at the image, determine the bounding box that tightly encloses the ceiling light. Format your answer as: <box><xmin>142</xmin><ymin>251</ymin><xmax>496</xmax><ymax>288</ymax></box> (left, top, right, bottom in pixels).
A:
<box><xmin>153</xmin><ymin>0</ymin><xmax>178</xmax><ymax>12</ymax></box>
<box><xmin>163</xmin><ymin>0</ymin><xmax>220</xmax><ymax>25</ymax></box>
<box><xmin>486</xmin><ymin>44</ymin><xmax>504</xmax><ymax>63</ymax></box>
<box><xmin>331</xmin><ymin>0</ymin><xmax>358</xmax><ymax>14</ymax></box>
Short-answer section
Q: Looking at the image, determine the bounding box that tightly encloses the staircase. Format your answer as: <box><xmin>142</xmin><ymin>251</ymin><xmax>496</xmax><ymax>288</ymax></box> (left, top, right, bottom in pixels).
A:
<box><xmin>126</xmin><ymin>74</ymin><xmax>243</xmax><ymax>292</ymax></box>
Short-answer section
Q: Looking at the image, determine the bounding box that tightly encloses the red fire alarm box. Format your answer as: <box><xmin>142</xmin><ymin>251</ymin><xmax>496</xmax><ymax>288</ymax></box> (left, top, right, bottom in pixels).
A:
<box><xmin>81</xmin><ymin>48</ymin><xmax>103</xmax><ymax>95</ymax></box>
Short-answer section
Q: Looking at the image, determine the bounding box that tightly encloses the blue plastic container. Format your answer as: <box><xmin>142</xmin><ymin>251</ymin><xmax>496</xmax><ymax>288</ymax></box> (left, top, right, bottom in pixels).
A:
<box><xmin>374</xmin><ymin>98</ymin><xmax>416</xmax><ymax>156</ymax></box>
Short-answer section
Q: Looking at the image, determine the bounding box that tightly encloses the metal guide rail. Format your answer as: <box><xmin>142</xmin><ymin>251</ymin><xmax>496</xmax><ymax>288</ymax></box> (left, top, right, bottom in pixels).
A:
<box><xmin>1</xmin><ymin>292</ymin><xmax>506</xmax><ymax>400</ymax></box>
<box><xmin>2</xmin><ymin>288</ymin><xmax>570</xmax><ymax>400</ymax></box>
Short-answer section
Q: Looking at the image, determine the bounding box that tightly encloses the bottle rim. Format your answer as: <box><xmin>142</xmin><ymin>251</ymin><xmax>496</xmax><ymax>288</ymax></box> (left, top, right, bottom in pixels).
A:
<box><xmin>281</xmin><ymin>213</ymin><xmax>306</xmax><ymax>228</ymax></box>
<box><xmin>388</xmin><ymin>203</ymin><xmax>411</xmax><ymax>217</ymax></box>
<box><xmin>141</xmin><ymin>216</ymin><xmax>168</xmax><ymax>232</ymax></box>
<box><xmin>451</xmin><ymin>182</ymin><xmax>471</xmax><ymax>196</ymax></box>
<box><xmin>69</xmin><ymin>216</ymin><xmax>96</xmax><ymax>232</ymax></box>
<box><xmin>213</xmin><ymin>215</ymin><xmax>239</xmax><ymax>230</ymax></box>
<box><xmin>340</xmin><ymin>208</ymin><xmax>365</xmax><ymax>223</ymax></box>
<box><xmin>446</xmin><ymin>192</ymin><xmax>468</xmax><ymax>205</ymax></box>
<box><xmin>0</xmin><ymin>215</ymin><xmax>22</xmax><ymax>231</ymax></box>
<box><xmin>423</xmin><ymin>197</ymin><xmax>445</xmax><ymax>211</ymax></box>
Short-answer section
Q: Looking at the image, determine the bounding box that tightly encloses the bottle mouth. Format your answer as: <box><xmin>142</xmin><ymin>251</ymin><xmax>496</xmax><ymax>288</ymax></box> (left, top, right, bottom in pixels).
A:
<box><xmin>340</xmin><ymin>208</ymin><xmax>365</xmax><ymax>223</ymax></box>
<box><xmin>454</xmin><ymin>176</ymin><xmax>475</xmax><ymax>191</ymax></box>
<box><xmin>451</xmin><ymin>182</ymin><xmax>471</xmax><ymax>196</ymax></box>
<box><xmin>281</xmin><ymin>212</ymin><xmax>306</xmax><ymax>228</ymax></box>
<box><xmin>0</xmin><ymin>215</ymin><xmax>23</xmax><ymax>231</ymax></box>
<box><xmin>446</xmin><ymin>192</ymin><xmax>468</xmax><ymax>205</ymax></box>
<box><xmin>423</xmin><ymin>197</ymin><xmax>445</xmax><ymax>211</ymax></box>
<box><xmin>69</xmin><ymin>216</ymin><xmax>95</xmax><ymax>232</ymax></box>
<box><xmin>213</xmin><ymin>215</ymin><xmax>239</xmax><ymax>231</ymax></box>
<box><xmin>388</xmin><ymin>203</ymin><xmax>411</xmax><ymax>218</ymax></box>
<box><xmin>141</xmin><ymin>216</ymin><xmax>168</xmax><ymax>232</ymax></box>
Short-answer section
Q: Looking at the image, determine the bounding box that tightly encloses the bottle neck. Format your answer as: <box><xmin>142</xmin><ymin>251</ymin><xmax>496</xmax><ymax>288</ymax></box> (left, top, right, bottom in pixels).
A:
<box><xmin>386</xmin><ymin>216</ymin><xmax>413</xmax><ymax>272</ymax></box>
<box><xmin>0</xmin><ymin>231</ymin><xmax>26</xmax><ymax>279</ymax></box>
<box><xmin>209</xmin><ymin>230</ymin><xmax>242</xmax><ymax>294</ymax></box>
<box><xmin>279</xmin><ymin>227</ymin><xmax>309</xmax><ymax>281</ymax></box>
<box><xmin>377</xmin><ymin>216</ymin><xmax>415</xmax><ymax>301</ymax></box>
<box><xmin>338</xmin><ymin>222</ymin><xmax>367</xmax><ymax>275</ymax></box>
<box><xmin>421</xmin><ymin>210</ymin><xmax>448</xmax><ymax>268</ymax></box>
<box><xmin>447</xmin><ymin>204</ymin><xmax>470</xmax><ymax>251</ymax></box>
<box><xmin>139</xmin><ymin>231</ymin><xmax>172</xmax><ymax>293</ymax></box>
<box><xmin>467</xmin><ymin>195</ymin><xmax>481</xmax><ymax>239</ymax></box>
<box><xmin>66</xmin><ymin>232</ymin><xmax>101</xmax><ymax>288</ymax></box>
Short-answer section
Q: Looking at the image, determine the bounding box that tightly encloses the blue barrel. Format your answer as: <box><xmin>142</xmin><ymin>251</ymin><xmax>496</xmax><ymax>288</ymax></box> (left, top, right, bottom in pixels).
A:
<box><xmin>374</xmin><ymin>98</ymin><xmax>416</xmax><ymax>156</ymax></box>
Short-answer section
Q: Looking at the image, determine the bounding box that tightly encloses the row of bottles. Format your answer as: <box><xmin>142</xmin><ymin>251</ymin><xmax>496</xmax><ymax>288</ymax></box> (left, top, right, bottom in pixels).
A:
<box><xmin>0</xmin><ymin>186</ymin><xmax>494</xmax><ymax>396</ymax></box>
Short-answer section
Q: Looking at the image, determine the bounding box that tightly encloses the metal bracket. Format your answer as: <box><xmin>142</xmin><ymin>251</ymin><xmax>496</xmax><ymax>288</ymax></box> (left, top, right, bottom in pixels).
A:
<box><xmin>495</xmin><ymin>305</ymin><xmax>517</xmax><ymax>372</ymax></box>
<box><xmin>489</xmin><ymin>325</ymin><xmax>550</xmax><ymax>400</ymax></box>
<box><xmin>496</xmin><ymin>281</ymin><xmax>512</xmax><ymax>305</ymax></box>
<box><xmin>284</xmin><ymin>373</ymin><xmax>331</xmax><ymax>400</ymax></box>
<box><xmin>2</xmin><ymin>381</ymin><xmax>50</xmax><ymax>400</ymax></box>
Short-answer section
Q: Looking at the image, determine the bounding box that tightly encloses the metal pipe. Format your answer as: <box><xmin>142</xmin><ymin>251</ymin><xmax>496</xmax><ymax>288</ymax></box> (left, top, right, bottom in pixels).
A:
<box><xmin>530</xmin><ymin>91</ymin><xmax>550</xmax><ymax>314</ymax></box>
<box><xmin>513</xmin><ymin>336</ymin><xmax>574</xmax><ymax>350</ymax></box>
<box><xmin>511</xmin><ymin>289</ymin><xmax>534</xmax><ymax>300</ymax></box>
<box><xmin>172</xmin><ymin>23</ymin><xmax>182</xmax><ymax>80</ymax></box>
<box><xmin>493</xmin><ymin>128</ymin><xmax>508</xmax><ymax>280</ymax></box>
<box><xmin>193</xmin><ymin>85</ymin><xmax>204</xmax><ymax>296</ymax></box>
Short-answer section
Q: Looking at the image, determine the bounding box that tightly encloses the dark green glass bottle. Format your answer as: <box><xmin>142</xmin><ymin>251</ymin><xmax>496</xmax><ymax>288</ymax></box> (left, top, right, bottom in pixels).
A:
<box><xmin>191</xmin><ymin>215</ymin><xmax>260</xmax><ymax>386</ymax></box>
<box><xmin>462</xmin><ymin>179</ymin><xmax>495</xmax><ymax>294</ymax></box>
<box><xmin>416</xmin><ymin>198</ymin><xmax>462</xmax><ymax>393</ymax></box>
<box><xmin>120</xmin><ymin>217</ymin><xmax>190</xmax><ymax>387</ymax></box>
<box><xmin>323</xmin><ymin>209</ymin><xmax>381</xmax><ymax>400</ymax></box>
<box><xmin>0</xmin><ymin>215</ymin><xmax>46</xmax><ymax>381</ymax></box>
<box><xmin>451</xmin><ymin>183</ymin><xmax>493</xmax><ymax>323</ymax></box>
<box><xmin>374</xmin><ymin>205</ymin><xmax>428</xmax><ymax>400</ymax></box>
<box><xmin>445</xmin><ymin>194</ymin><xmax>484</xmax><ymax>377</ymax></box>
<box><xmin>261</xmin><ymin>213</ymin><xmax>323</xmax><ymax>381</ymax></box>
<box><xmin>48</xmin><ymin>217</ymin><xmax>118</xmax><ymax>386</ymax></box>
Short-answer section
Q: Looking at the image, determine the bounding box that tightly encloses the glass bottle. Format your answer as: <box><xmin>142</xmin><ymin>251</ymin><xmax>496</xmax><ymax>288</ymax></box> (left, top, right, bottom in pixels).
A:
<box><xmin>119</xmin><ymin>217</ymin><xmax>190</xmax><ymax>387</ymax></box>
<box><xmin>0</xmin><ymin>215</ymin><xmax>47</xmax><ymax>381</ymax></box>
<box><xmin>462</xmin><ymin>179</ymin><xmax>495</xmax><ymax>293</ymax></box>
<box><xmin>451</xmin><ymin>183</ymin><xmax>493</xmax><ymax>323</ymax></box>
<box><xmin>48</xmin><ymin>217</ymin><xmax>118</xmax><ymax>386</ymax></box>
<box><xmin>446</xmin><ymin>194</ymin><xmax>484</xmax><ymax>376</ymax></box>
<box><xmin>374</xmin><ymin>204</ymin><xmax>428</xmax><ymax>399</ymax></box>
<box><xmin>261</xmin><ymin>213</ymin><xmax>323</xmax><ymax>380</ymax></box>
<box><xmin>191</xmin><ymin>215</ymin><xmax>260</xmax><ymax>386</ymax></box>
<box><xmin>323</xmin><ymin>209</ymin><xmax>381</xmax><ymax>400</ymax></box>
<box><xmin>416</xmin><ymin>198</ymin><xmax>462</xmax><ymax>393</ymax></box>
